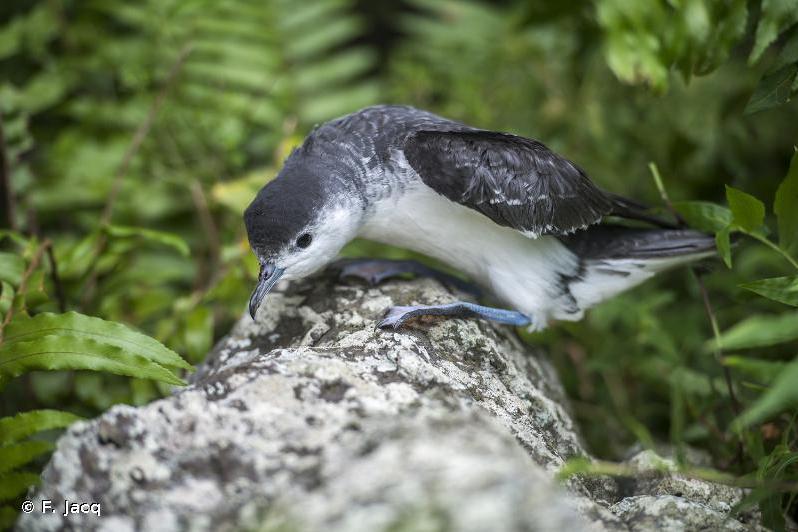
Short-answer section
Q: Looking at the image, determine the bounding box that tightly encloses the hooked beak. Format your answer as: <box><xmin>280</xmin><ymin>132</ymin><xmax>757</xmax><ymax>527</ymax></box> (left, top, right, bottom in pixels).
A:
<box><xmin>248</xmin><ymin>263</ymin><xmax>285</xmax><ymax>320</ymax></box>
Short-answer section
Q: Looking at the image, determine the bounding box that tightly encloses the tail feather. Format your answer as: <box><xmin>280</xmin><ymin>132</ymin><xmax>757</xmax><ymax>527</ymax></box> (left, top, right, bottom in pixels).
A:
<box><xmin>560</xmin><ymin>226</ymin><xmax>716</xmax><ymax>262</ymax></box>
<box><xmin>607</xmin><ymin>193</ymin><xmax>680</xmax><ymax>229</ymax></box>
<box><xmin>554</xmin><ymin>226</ymin><xmax>716</xmax><ymax>320</ymax></box>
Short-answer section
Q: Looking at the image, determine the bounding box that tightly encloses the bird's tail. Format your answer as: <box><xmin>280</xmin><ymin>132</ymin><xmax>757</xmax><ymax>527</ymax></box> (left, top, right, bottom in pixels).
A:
<box><xmin>558</xmin><ymin>227</ymin><xmax>716</xmax><ymax>318</ymax></box>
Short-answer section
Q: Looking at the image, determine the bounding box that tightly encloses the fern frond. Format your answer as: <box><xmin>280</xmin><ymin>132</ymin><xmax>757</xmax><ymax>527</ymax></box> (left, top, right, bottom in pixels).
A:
<box><xmin>0</xmin><ymin>410</ymin><xmax>81</xmax><ymax>446</ymax></box>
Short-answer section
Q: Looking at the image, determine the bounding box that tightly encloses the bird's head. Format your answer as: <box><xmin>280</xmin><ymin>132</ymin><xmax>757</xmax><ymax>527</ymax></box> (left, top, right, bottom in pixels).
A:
<box><xmin>243</xmin><ymin>160</ymin><xmax>362</xmax><ymax>319</ymax></box>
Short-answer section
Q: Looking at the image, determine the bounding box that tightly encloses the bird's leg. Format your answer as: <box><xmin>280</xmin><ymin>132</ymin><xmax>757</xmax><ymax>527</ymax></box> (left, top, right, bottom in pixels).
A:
<box><xmin>378</xmin><ymin>302</ymin><xmax>531</xmax><ymax>329</ymax></box>
<box><xmin>336</xmin><ymin>258</ymin><xmax>481</xmax><ymax>296</ymax></box>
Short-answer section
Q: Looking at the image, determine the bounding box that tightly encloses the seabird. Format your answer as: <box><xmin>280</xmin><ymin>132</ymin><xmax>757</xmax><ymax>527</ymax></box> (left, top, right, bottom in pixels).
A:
<box><xmin>244</xmin><ymin>105</ymin><xmax>714</xmax><ymax>329</ymax></box>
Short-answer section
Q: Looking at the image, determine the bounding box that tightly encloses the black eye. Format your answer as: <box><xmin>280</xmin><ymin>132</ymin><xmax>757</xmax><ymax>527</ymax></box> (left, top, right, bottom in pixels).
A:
<box><xmin>296</xmin><ymin>233</ymin><xmax>312</xmax><ymax>249</ymax></box>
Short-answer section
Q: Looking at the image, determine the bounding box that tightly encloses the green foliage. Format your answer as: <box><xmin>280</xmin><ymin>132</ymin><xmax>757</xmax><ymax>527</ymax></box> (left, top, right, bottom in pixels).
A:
<box><xmin>593</xmin><ymin>0</ymin><xmax>798</xmax><ymax>111</ymax></box>
<box><xmin>735</xmin><ymin>361</ymin><xmax>798</xmax><ymax>429</ymax></box>
<box><xmin>0</xmin><ymin>441</ymin><xmax>54</xmax><ymax>475</ymax></box>
<box><xmin>741</xmin><ymin>277</ymin><xmax>798</xmax><ymax>306</ymax></box>
<box><xmin>726</xmin><ymin>185</ymin><xmax>766</xmax><ymax>232</ymax></box>
<box><xmin>774</xmin><ymin>150</ymin><xmax>798</xmax><ymax>253</ymax></box>
<box><xmin>104</xmin><ymin>225</ymin><xmax>191</xmax><ymax>257</ymax></box>
<box><xmin>0</xmin><ymin>472</ymin><xmax>40</xmax><ymax>502</ymax></box>
<box><xmin>596</xmin><ymin>0</ymin><xmax>748</xmax><ymax>91</ymax></box>
<box><xmin>0</xmin><ymin>410</ymin><xmax>81</xmax><ymax>445</ymax></box>
<box><xmin>660</xmin><ymin>159</ymin><xmax>798</xmax><ymax>440</ymax></box>
<box><xmin>748</xmin><ymin>21</ymin><xmax>798</xmax><ymax>114</ymax></box>
<box><xmin>0</xmin><ymin>231</ymin><xmax>189</xmax><ymax>521</ymax></box>
<box><xmin>554</xmin><ymin>158</ymin><xmax>798</xmax><ymax>522</ymax></box>
<box><xmin>715</xmin><ymin>227</ymin><xmax>733</xmax><ymax>268</ymax></box>
<box><xmin>0</xmin><ymin>332</ymin><xmax>186</xmax><ymax>388</ymax></box>
<box><xmin>673</xmin><ymin>201</ymin><xmax>733</xmax><ymax>233</ymax></box>
<box><xmin>0</xmin><ymin>235</ymin><xmax>189</xmax><ymax>389</ymax></box>
<box><xmin>0</xmin><ymin>409</ymin><xmax>81</xmax><ymax>515</ymax></box>
<box><xmin>711</xmin><ymin>312</ymin><xmax>798</xmax><ymax>350</ymax></box>
<box><xmin>724</xmin><ymin>356</ymin><xmax>785</xmax><ymax>383</ymax></box>
<box><xmin>0</xmin><ymin>506</ymin><xmax>16</xmax><ymax>530</ymax></box>
<box><xmin>0</xmin><ymin>0</ymin><xmax>380</xmax><ymax>522</ymax></box>
<box><xmin>750</xmin><ymin>0</ymin><xmax>798</xmax><ymax>63</ymax></box>
<box><xmin>3</xmin><ymin>312</ymin><xmax>192</xmax><ymax>372</ymax></box>
<box><xmin>0</xmin><ymin>253</ymin><xmax>24</xmax><ymax>285</ymax></box>
<box><xmin>745</xmin><ymin>62</ymin><xmax>798</xmax><ymax>114</ymax></box>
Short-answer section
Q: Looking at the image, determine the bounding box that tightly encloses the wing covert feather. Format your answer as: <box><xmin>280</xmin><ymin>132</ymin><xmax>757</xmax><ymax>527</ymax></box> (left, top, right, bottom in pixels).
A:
<box><xmin>404</xmin><ymin>130</ymin><xmax>615</xmax><ymax>236</ymax></box>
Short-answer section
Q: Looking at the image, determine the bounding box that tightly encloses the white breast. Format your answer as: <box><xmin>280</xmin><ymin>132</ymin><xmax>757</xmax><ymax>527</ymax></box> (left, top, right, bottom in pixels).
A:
<box><xmin>358</xmin><ymin>183</ymin><xmax>581</xmax><ymax>327</ymax></box>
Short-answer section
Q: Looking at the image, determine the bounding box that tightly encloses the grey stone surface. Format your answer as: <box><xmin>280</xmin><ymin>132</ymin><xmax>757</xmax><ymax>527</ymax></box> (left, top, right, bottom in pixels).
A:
<box><xmin>17</xmin><ymin>272</ymin><xmax>763</xmax><ymax>531</ymax></box>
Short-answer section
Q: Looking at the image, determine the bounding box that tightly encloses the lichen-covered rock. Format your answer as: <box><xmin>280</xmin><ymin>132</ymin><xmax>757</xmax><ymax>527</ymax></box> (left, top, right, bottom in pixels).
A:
<box><xmin>616</xmin><ymin>450</ymin><xmax>765</xmax><ymax>531</ymax></box>
<box><xmin>611</xmin><ymin>495</ymin><xmax>748</xmax><ymax>531</ymax></box>
<box><xmin>16</xmin><ymin>272</ymin><xmax>763</xmax><ymax>531</ymax></box>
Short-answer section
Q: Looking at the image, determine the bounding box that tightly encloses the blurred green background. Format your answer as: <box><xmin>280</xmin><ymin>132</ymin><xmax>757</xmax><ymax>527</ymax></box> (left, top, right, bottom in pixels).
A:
<box><xmin>2</xmin><ymin>0</ymin><xmax>798</xmax><ymax>528</ymax></box>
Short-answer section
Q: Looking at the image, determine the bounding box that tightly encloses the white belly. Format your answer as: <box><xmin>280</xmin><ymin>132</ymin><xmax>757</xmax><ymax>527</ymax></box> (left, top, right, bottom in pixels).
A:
<box><xmin>358</xmin><ymin>184</ymin><xmax>581</xmax><ymax>326</ymax></box>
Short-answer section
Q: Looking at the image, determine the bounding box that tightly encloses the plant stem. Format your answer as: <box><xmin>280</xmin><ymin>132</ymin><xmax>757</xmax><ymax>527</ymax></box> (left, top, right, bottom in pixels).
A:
<box><xmin>648</xmin><ymin>162</ymin><xmax>687</xmax><ymax>226</ymax></box>
<box><xmin>648</xmin><ymin>162</ymin><xmax>743</xmax><ymax>435</ymax></box>
<box><xmin>748</xmin><ymin>231</ymin><xmax>798</xmax><ymax>271</ymax></box>
<box><xmin>46</xmin><ymin>246</ymin><xmax>66</xmax><ymax>313</ymax></box>
<box><xmin>26</xmin><ymin>207</ymin><xmax>66</xmax><ymax>312</ymax></box>
<box><xmin>559</xmin><ymin>457</ymin><xmax>798</xmax><ymax>492</ymax></box>
<box><xmin>189</xmin><ymin>179</ymin><xmax>221</xmax><ymax>290</ymax></box>
<box><xmin>694</xmin><ymin>271</ymin><xmax>740</xmax><ymax>414</ymax></box>
<box><xmin>0</xmin><ymin>240</ymin><xmax>51</xmax><ymax>339</ymax></box>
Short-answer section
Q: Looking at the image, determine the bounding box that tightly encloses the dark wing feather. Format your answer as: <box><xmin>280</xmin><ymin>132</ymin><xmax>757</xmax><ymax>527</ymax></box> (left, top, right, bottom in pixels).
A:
<box><xmin>404</xmin><ymin>130</ymin><xmax>617</xmax><ymax>236</ymax></box>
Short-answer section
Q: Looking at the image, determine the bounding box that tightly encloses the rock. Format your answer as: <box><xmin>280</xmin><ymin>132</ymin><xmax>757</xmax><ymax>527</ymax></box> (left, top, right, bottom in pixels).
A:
<box><xmin>611</xmin><ymin>496</ymin><xmax>753</xmax><ymax>531</ymax></box>
<box><xmin>614</xmin><ymin>450</ymin><xmax>766</xmax><ymax>531</ymax></box>
<box><xmin>17</xmin><ymin>272</ymin><xmax>762</xmax><ymax>531</ymax></box>
<box><xmin>624</xmin><ymin>450</ymin><xmax>744</xmax><ymax>515</ymax></box>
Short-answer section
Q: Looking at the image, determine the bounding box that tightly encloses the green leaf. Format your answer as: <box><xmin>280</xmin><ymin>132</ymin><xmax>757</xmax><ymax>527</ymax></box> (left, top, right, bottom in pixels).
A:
<box><xmin>104</xmin><ymin>225</ymin><xmax>190</xmax><ymax>257</ymax></box>
<box><xmin>0</xmin><ymin>441</ymin><xmax>54</xmax><ymax>475</ymax></box>
<box><xmin>709</xmin><ymin>311</ymin><xmax>798</xmax><ymax>350</ymax></box>
<box><xmin>0</xmin><ymin>471</ymin><xmax>40</xmax><ymax>502</ymax></box>
<box><xmin>3</xmin><ymin>312</ymin><xmax>192</xmax><ymax>371</ymax></box>
<box><xmin>724</xmin><ymin>356</ymin><xmax>786</xmax><ymax>383</ymax></box>
<box><xmin>774</xmin><ymin>150</ymin><xmax>798</xmax><ymax>253</ymax></box>
<box><xmin>0</xmin><ymin>252</ymin><xmax>25</xmax><ymax>286</ymax></box>
<box><xmin>0</xmin><ymin>17</ymin><xmax>22</xmax><ymax>61</ymax></box>
<box><xmin>776</xmin><ymin>27</ymin><xmax>798</xmax><ymax>69</ymax></box>
<box><xmin>0</xmin><ymin>230</ymin><xmax>27</xmax><ymax>247</ymax></box>
<box><xmin>21</xmin><ymin>269</ymin><xmax>49</xmax><ymax>310</ymax></box>
<box><xmin>725</xmin><ymin>185</ymin><xmax>766</xmax><ymax>231</ymax></box>
<box><xmin>0</xmin><ymin>506</ymin><xmax>16</xmax><ymax>530</ymax></box>
<box><xmin>750</xmin><ymin>0</ymin><xmax>798</xmax><ymax>63</ymax></box>
<box><xmin>0</xmin><ymin>335</ymin><xmax>186</xmax><ymax>387</ymax></box>
<box><xmin>595</xmin><ymin>0</ymin><xmax>748</xmax><ymax>91</ymax></box>
<box><xmin>0</xmin><ymin>410</ymin><xmax>81</xmax><ymax>445</ymax></box>
<box><xmin>56</xmin><ymin>231</ymin><xmax>100</xmax><ymax>279</ymax></box>
<box><xmin>672</xmin><ymin>201</ymin><xmax>733</xmax><ymax>232</ymax></box>
<box><xmin>740</xmin><ymin>276</ymin><xmax>798</xmax><ymax>306</ymax></box>
<box><xmin>744</xmin><ymin>62</ymin><xmax>798</xmax><ymax>114</ymax></box>
<box><xmin>715</xmin><ymin>226</ymin><xmax>733</xmax><ymax>268</ymax></box>
<box><xmin>0</xmin><ymin>281</ymin><xmax>14</xmax><ymax>317</ymax></box>
<box><xmin>734</xmin><ymin>356</ymin><xmax>798</xmax><ymax>429</ymax></box>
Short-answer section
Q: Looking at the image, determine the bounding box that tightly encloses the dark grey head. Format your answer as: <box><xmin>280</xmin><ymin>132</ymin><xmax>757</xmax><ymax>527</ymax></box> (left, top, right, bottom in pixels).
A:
<box><xmin>244</xmin><ymin>157</ymin><xmax>362</xmax><ymax>319</ymax></box>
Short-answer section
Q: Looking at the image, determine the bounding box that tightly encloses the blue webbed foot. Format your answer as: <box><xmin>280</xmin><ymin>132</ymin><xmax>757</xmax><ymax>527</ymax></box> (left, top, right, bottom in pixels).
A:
<box><xmin>378</xmin><ymin>301</ymin><xmax>531</xmax><ymax>329</ymax></box>
<box><xmin>336</xmin><ymin>258</ymin><xmax>481</xmax><ymax>296</ymax></box>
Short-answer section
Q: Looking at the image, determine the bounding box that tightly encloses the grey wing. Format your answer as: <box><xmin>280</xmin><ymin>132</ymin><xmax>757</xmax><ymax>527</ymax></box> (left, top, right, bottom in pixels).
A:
<box><xmin>403</xmin><ymin>129</ymin><xmax>620</xmax><ymax>236</ymax></box>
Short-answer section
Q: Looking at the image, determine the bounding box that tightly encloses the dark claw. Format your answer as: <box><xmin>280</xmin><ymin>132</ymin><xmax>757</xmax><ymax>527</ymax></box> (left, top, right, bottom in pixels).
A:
<box><xmin>377</xmin><ymin>306</ymin><xmax>417</xmax><ymax>329</ymax></box>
